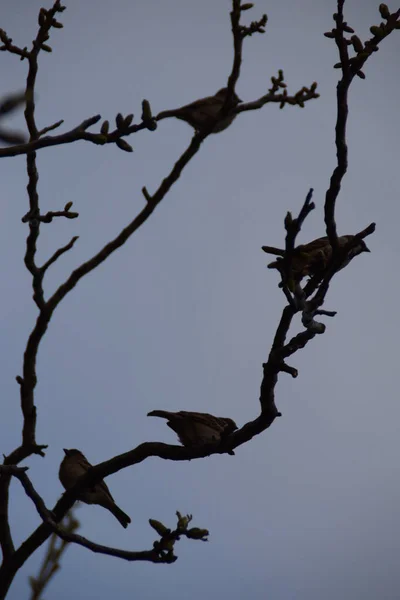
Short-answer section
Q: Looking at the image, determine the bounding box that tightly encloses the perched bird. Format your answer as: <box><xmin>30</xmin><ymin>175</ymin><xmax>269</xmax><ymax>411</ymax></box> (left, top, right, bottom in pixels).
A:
<box><xmin>156</xmin><ymin>88</ymin><xmax>242</xmax><ymax>133</ymax></box>
<box><xmin>264</xmin><ymin>235</ymin><xmax>370</xmax><ymax>286</ymax></box>
<box><xmin>59</xmin><ymin>449</ymin><xmax>131</xmax><ymax>528</ymax></box>
<box><xmin>147</xmin><ymin>410</ymin><xmax>238</xmax><ymax>452</ymax></box>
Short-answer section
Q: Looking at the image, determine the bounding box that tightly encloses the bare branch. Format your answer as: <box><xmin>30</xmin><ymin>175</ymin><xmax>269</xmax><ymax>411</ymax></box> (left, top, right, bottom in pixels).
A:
<box><xmin>37</xmin><ymin>119</ymin><xmax>64</xmax><ymax>137</ymax></box>
<box><xmin>0</xmin><ymin>492</ymin><xmax>14</xmax><ymax>560</ymax></box>
<box><xmin>0</xmin><ymin>115</ymin><xmax>153</xmax><ymax>158</ymax></box>
<box><xmin>40</xmin><ymin>236</ymin><xmax>79</xmax><ymax>274</ymax></box>
<box><xmin>281</xmin><ymin>188</ymin><xmax>315</xmax><ymax>288</ymax></box>
<box><xmin>37</xmin><ymin>210</ymin><xmax>79</xmax><ymax>223</ymax></box>
<box><xmin>0</xmin><ymin>28</ymin><xmax>29</xmax><ymax>59</ymax></box>
<box><xmin>226</xmin><ymin>0</ymin><xmax>246</xmax><ymax>101</ymax></box>
<box><xmin>0</xmin><ymin>0</ymin><xmax>397</xmax><ymax>596</ymax></box>
<box><xmin>4</xmin><ymin>468</ymin><xmax>203</xmax><ymax>570</ymax></box>
<box><xmin>46</xmin><ymin>131</ymin><xmax>210</xmax><ymax>314</ymax></box>
<box><xmin>29</xmin><ymin>511</ymin><xmax>79</xmax><ymax>600</ymax></box>
<box><xmin>236</xmin><ymin>73</ymin><xmax>319</xmax><ymax>113</ymax></box>
<box><xmin>324</xmin><ymin>1</ymin><xmax>400</xmax><ymax>253</ymax></box>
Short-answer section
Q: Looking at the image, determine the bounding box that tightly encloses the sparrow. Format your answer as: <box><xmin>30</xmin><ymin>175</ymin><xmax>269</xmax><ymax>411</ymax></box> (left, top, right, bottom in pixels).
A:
<box><xmin>156</xmin><ymin>88</ymin><xmax>242</xmax><ymax>133</ymax></box>
<box><xmin>147</xmin><ymin>410</ymin><xmax>238</xmax><ymax>452</ymax></box>
<box><xmin>59</xmin><ymin>449</ymin><xmax>131</xmax><ymax>528</ymax></box>
<box><xmin>264</xmin><ymin>235</ymin><xmax>370</xmax><ymax>286</ymax></box>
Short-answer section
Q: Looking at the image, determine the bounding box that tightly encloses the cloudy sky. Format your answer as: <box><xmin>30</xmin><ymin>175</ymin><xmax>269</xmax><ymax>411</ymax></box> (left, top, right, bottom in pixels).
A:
<box><xmin>1</xmin><ymin>0</ymin><xmax>399</xmax><ymax>599</ymax></box>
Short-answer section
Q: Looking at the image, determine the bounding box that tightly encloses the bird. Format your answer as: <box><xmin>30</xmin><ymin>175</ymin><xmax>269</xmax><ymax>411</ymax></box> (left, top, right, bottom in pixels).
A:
<box><xmin>264</xmin><ymin>235</ymin><xmax>370</xmax><ymax>286</ymax></box>
<box><xmin>156</xmin><ymin>88</ymin><xmax>242</xmax><ymax>133</ymax></box>
<box><xmin>59</xmin><ymin>449</ymin><xmax>131</xmax><ymax>528</ymax></box>
<box><xmin>147</xmin><ymin>410</ymin><xmax>238</xmax><ymax>452</ymax></box>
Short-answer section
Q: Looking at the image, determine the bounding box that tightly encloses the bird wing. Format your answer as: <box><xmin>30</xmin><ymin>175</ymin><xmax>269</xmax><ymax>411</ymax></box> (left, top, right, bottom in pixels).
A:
<box><xmin>75</xmin><ymin>455</ymin><xmax>115</xmax><ymax>502</ymax></box>
<box><xmin>148</xmin><ymin>410</ymin><xmax>175</xmax><ymax>420</ymax></box>
<box><xmin>177</xmin><ymin>412</ymin><xmax>228</xmax><ymax>433</ymax></box>
<box><xmin>182</xmin><ymin>94</ymin><xmax>224</xmax><ymax>111</ymax></box>
<box><xmin>296</xmin><ymin>237</ymin><xmax>329</xmax><ymax>253</ymax></box>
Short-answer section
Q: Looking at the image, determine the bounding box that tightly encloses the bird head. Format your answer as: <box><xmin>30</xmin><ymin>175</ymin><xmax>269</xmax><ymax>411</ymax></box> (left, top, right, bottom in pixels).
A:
<box><xmin>360</xmin><ymin>240</ymin><xmax>371</xmax><ymax>253</ymax></box>
<box><xmin>222</xmin><ymin>418</ymin><xmax>238</xmax><ymax>434</ymax></box>
<box><xmin>63</xmin><ymin>448</ymin><xmax>83</xmax><ymax>457</ymax></box>
<box><xmin>348</xmin><ymin>239</ymin><xmax>371</xmax><ymax>259</ymax></box>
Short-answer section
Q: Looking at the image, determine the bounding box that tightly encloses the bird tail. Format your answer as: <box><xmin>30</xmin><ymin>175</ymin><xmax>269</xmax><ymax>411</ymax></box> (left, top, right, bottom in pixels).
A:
<box><xmin>156</xmin><ymin>109</ymin><xmax>181</xmax><ymax>121</ymax></box>
<box><xmin>147</xmin><ymin>410</ymin><xmax>173</xmax><ymax>420</ymax></box>
<box><xmin>108</xmin><ymin>503</ymin><xmax>131</xmax><ymax>528</ymax></box>
<box><xmin>267</xmin><ymin>259</ymin><xmax>280</xmax><ymax>269</ymax></box>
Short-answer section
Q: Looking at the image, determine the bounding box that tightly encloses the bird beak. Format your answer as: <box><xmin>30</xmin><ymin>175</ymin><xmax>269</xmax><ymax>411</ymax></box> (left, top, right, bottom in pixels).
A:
<box><xmin>63</xmin><ymin>449</ymin><xmax>68</xmax><ymax>455</ymax></box>
<box><xmin>364</xmin><ymin>246</ymin><xmax>371</xmax><ymax>253</ymax></box>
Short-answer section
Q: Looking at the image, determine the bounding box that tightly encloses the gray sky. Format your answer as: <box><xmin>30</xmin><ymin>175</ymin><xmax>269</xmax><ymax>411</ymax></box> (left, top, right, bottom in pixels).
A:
<box><xmin>1</xmin><ymin>0</ymin><xmax>399</xmax><ymax>599</ymax></box>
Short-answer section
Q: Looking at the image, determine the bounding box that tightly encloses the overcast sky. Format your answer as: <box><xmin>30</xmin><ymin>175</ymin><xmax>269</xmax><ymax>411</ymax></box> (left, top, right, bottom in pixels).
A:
<box><xmin>1</xmin><ymin>1</ymin><xmax>399</xmax><ymax>599</ymax></box>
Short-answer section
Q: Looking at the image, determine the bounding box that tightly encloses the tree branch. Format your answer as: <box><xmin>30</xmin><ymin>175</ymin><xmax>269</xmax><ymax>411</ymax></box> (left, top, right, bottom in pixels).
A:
<box><xmin>2</xmin><ymin>467</ymin><xmax>206</xmax><ymax>579</ymax></box>
<box><xmin>29</xmin><ymin>511</ymin><xmax>79</xmax><ymax>600</ymax></box>
<box><xmin>40</xmin><ymin>236</ymin><xmax>79</xmax><ymax>273</ymax></box>
<box><xmin>1</xmin><ymin>0</ymin><xmax>397</xmax><ymax>597</ymax></box>
<box><xmin>324</xmin><ymin>1</ymin><xmax>400</xmax><ymax>253</ymax></box>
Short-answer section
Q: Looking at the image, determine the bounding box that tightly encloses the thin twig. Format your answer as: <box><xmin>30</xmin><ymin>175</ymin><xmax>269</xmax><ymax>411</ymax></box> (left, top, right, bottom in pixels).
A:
<box><xmin>29</xmin><ymin>511</ymin><xmax>78</xmax><ymax>600</ymax></box>
<box><xmin>40</xmin><ymin>237</ymin><xmax>79</xmax><ymax>273</ymax></box>
<box><xmin>37</xmin><ymin>119</ymin><xmax>64</xmax><ymax>137</ymax></box>
<box><xmin>236</xmin><ymin>85</ymin><xmax>319</xmax><ymax>113</ymax></box>
<box><xmin>6</xmin><ymin>468</ymin><xmax>205</xmax><ymax>566</ymax></box>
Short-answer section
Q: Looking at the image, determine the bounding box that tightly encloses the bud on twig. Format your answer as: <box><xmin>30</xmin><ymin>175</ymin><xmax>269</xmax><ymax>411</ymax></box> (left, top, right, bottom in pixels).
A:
<box><xmin>100</xmin><ymin>120</ymin><xmax>109</xmax><ymax>135</ymax></box>
<box><xmin>116</xmin><ymin>139</ymin><xmax>133</xmax><ymax>152</ymax></box>
<box><xmin>149</xmin><ymin>519</ymin><xmax>170</xmax><ymax>536</ymax></box>
<box><xmin>115</xmin><ymin>113</ymin><xmax>124</xmax><ymax>130</ymax></box>
<box><xmin>379</xmin><ymin>4</ymin><xmax>390</xmax><ymax>19</ymax></box>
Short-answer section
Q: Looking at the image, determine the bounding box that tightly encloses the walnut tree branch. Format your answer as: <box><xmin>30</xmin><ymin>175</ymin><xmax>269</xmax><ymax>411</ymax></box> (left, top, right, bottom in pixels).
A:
<box><xmin>323</xmin><ymin>1</ymin><xmax>400</xmax><ymax>253</ymax></box>
<box><xmin>29</xmin><ymin>511</ymin><xmax>79</xmax><ymax>600</ymax></box>
<box><xmin>0</xmin><ymin>0</ymin><xmax>256</xmax><ymax>576</ymax></box>
<box><xmin>0</xmin><ymin>1</ymin><xmax>67</xmax><ymax>562</ymax></box>
<box><xmin>2</xmin><ymin>468</ymin><xmax>206</xmax><ymax>572</ymax></box>
<box><xmin>40</xmin><ymin>237</ymin><xmax>79</xmax><ymax>274</ymax></box>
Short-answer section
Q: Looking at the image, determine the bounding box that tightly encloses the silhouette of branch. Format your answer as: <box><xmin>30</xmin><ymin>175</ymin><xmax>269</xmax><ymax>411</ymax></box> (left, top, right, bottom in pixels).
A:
<box><xmin>323</xmin><ymin>1</ymin><xmax>400</xmax><ymax>253</ymax></box>
<box><xmin>29</xmin><ymin>511</ymin><xmax>79</xmax><ymax>600</ymax></box>
<box><xmin>0</xmin><ymin>113</ymin><xmax>160</xmax><ymax>158</ymax></box>
<box><xmin>37</xmin><ymin>119</ymin><xmax>64</xmax><ymax>137</ymax></box>
<box><xmin>237</xmin><ymin>71</ymin><xmax>319</xmax><ymax>113</ymax></box>
<box><xmin>0</xmin><ymin>1</ymin><xmax>278</xmax><ymax>582</ymax></box>
<box><xmin>0</xmin><ymin>282</ymin><xmax>319</xmax><ymax>593</ymax></box>
<box><xmin>0</xmin><ymin>0</ymin><xmax>66</xmax><ymax>563</ymax></box>
<box><xmin>40</xmin><ymin>237</ymin><xmax>79</xmax><ymax>274</ymax></box>
<box><xmin>2</xmin><ymin>468</ymin><xmax>205</xmax><ymax>573</ymax></box>
<box><xmin>22</xmin><ymin>209</ymin><xmax>79</xmax><ymax>224</ymax></box>
<box><xmin>0</xmin><ymin>0</ymin><xmax>398</xmax><ymax>597</ymax></box>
